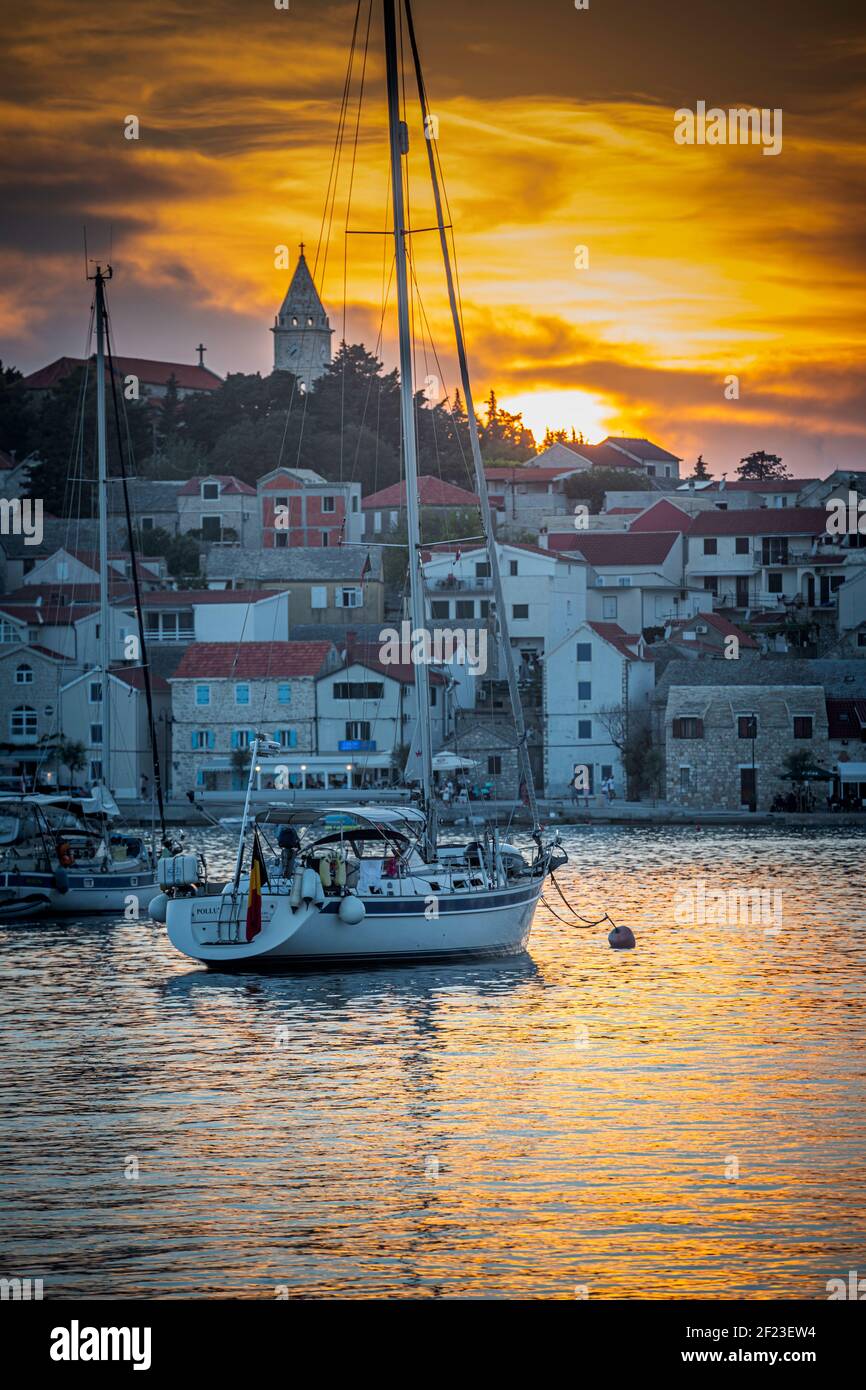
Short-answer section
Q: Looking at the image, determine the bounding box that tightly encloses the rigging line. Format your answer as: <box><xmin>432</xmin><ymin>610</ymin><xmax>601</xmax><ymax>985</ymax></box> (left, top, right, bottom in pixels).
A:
<box><xmin>313</xmin><ymin>0</ymin><xmax>361</xmax><ymax>289</ymax></box>
<box><xmin>102</xmin><ymin>299</ymin><xmax>167</xmax><ymax>842</ymax></box>
<box><xmin>340</xmin><ymin>0</ymin><xmax>373</xmax><ymax>488</ymax></box>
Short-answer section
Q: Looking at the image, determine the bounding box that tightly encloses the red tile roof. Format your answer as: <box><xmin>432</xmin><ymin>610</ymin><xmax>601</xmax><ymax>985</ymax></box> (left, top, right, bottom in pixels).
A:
<box><xmin>110</xmin><ymin>666</ymin><xmax>170</xmax><ymax>694</ymax></box>
<box><xmin>605</xmin><ymin>436</ymin><xmax>682</xmax><ymax>463</ymax></box>
<box><xmin>177</xmin><ymin>475</ymin><xmax>256</xmax><ymax>497</ymax></box>
<box><xmin>138</xmin><ymin>589</ymin><xmax>274</xmax><ymax>606</ymax></box>
<box><xmin>687</xmin><ymin>507</ymin><xmax>830</xmax><ymax>537</ymax></box>
<box><xmin>668</xmin><ymin>611</ymin><xmax>758</xmax><ymax>649</ymax></box>
<box><xmin>577</xmin><ymin>442</ymin><xmax>641</xmax><ymax>469</ymax></box>
<box><xmin>22</xmin><ymin>356</ymin><xmax>222</xmax><ymax>393</ymax></box>
<box><xmin>569</xmin><ymin>532</ymin><xmax>681</xmax><ymax>566</ymax></box>
<box><xmin>606</xmin><ymin>506</ymin><xmax>643</xmax><ymax>515</ymax></box>
<box><xmin>363</xmin><ymin>475</ymin><xmax>479</xmax><ymax>509</ymax></box>
<box><xmin>586</xmin><ymin>621</ymin><xmax>646</xmax><ymax>660</ymax></box>
<box><xmin>170</xmin><ymin>641</ymin><xmax>334</xmax><ymax>680</ymax></box>
<box><xmin>0</xmin><ymin>642</ymin><xmax>64</xmax><ymax>661</ymax></box>
<box><xmin>483</xmin><ymin>465</ymin><xmax>582</xmax><ymax>483</ymax></box>
<box><xmin>341</xmin><ymin>640</ymin><xmax>446</xmax><ymax>686</ymax></box>
<box><xmin>629</xmin><ymin>499</ymin><xmax>692</xmax><ymax>533</ymax></box>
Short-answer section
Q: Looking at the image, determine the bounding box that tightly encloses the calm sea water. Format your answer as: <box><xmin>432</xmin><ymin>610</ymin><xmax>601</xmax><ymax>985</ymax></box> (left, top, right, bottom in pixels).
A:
<box><xmin>1</xmin><ymin>823</ymin><xmax>864</xmax><ymax>1300</ymax></box>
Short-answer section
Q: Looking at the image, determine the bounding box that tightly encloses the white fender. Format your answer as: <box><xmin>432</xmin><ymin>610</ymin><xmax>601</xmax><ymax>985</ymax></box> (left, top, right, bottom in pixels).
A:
<box><xmin>338</xmin><ymin>894</ymin><xmax>365</xmax><ymax>925</ymax></box>
<box><xmin>301</xmin><ymin>867</ymin><xmax>320</xmax><ymax>904</ymax></box>
<box><xmin>335</xmin><ymin>857</ymin><xmax>347</xmax><ymax>888</ymax></box>
<box><xmin>148</xmin><ymin>892</ymin><xmax>168</xmax><ymax>923</ymax></box>
<box><xmin>289</xmin><ymin>872</ymin><xmax>304</xmax><ymax>908</ymax></box>
<box><xmin>319</xmin><ymin>856</ymin><xmax>332</xmax><ymax>889</ymax></box>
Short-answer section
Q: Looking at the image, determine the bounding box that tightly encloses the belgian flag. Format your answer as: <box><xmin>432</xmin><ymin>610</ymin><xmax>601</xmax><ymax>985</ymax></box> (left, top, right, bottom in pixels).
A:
<box><xmin>245</xmin><ymin>829</ymin><xmax>270</xmax><ymax>942</ymax></box>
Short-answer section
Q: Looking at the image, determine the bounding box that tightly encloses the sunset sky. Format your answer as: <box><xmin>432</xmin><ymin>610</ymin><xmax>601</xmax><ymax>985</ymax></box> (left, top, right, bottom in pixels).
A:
<box><xmin>1</xmin><ymin>0</ymin><xmax>864</xmax><ymax>475</ymax></box>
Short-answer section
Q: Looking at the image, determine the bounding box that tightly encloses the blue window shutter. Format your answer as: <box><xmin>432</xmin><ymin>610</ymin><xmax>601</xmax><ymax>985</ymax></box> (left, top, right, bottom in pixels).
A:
<box><xmin>207</xmin><ymin>731</ymin><xmax>215</xmax><ymax>750</ymax></box>
<box><xmin>191</xmin><ymin>732</ymin><xmax>196</xmax><ymax>749</ymax></box>
<box><xmin>290</xmin><ymin>730</ymin><xmax>297</xmax><ymax>748</ymax></box>
<box><xmin>231</xmin><ymin>731</ymin><xmax>238</xmax><ymax>750</ymax></box>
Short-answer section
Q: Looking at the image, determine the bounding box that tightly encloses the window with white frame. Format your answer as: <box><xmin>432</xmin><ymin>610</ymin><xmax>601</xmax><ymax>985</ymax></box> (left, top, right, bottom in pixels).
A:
<box><xmin>345</xmin><ymin>721</ymin><xmax>371</xmax><ymax>741</ymax></box>
<box><xmin>89</xmin><ymin>680</ymin><xmax>102</xmax><ymax>703</ymax></box>
<box><xmin>191</xmin><ymin>730</ymin><xmax>213</xmax><ymax>750</ymax></box>
<box><xmin>276</xmin><ymin>728</ymin><xmax>298</xmax><ymax>748</ymax></box>
<box><xmin>231</xmin><ymin>729</ymin><xmax>253</xmax><ymax>750</ymax></box>
<box><xmin>0</xmin><ymin>621</ymin><xmax>19</xmax><ymax>643</ymax></box>
<box><xmin>15</xmin><ymin>663</ymin><xmax>33</xmax><ymax>684</ymax></box>
<box><xmin>338</xmin><ymin>588</ymin><xmax>362</xmax><ymax>608</ymax></box>
<box><xmin>322</xmin><ymin>496</ymin><xmax>335</xmax><ymax>513</ymax></box>
<box><xmin>90</xmin><ymin>723</ymin><xmax>103</xmax><ymax>745</ymax></box>
<box><xmin>201</xmin><ymin>481</ymin><xmax>220</xmax><ymax>500</ymax></box>
<box><xmin>10</xmin><ymin>706</ymin><xmax>37</xmax><ymax>739</ymax></box>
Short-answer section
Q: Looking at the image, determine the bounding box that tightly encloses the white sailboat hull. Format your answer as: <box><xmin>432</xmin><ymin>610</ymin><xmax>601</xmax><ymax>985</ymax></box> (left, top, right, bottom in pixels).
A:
<box><xmin>0</xmin><ymin>869</ymin><xmax>158</xmax><ymax>917</ymax></box>
<box><xmin>166</xmin><ymin>879</ymin><xmax>543</xmax><ymax>967</ymax></box>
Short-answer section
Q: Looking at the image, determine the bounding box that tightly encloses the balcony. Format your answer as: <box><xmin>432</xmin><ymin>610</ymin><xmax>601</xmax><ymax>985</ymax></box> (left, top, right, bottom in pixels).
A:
<box><xmin>429</xmin><ymin>576</ymin><xmax>493</xmax><ymax>592</ymax></box>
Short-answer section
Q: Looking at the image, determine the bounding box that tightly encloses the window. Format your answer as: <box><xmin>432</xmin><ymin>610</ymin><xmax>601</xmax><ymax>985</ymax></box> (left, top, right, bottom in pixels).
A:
<box><xmin>703</xmin><ymin>577</ymin><xmax>718</xmax><ymax>595</ymax></box>
<box><xmin>345</xmin><ymin>721</ymin><xmax>371</xmax><ymax>742</ymax></box>
<box><xmin>679</xmin><ymin>766</ymin><xmax>692</xmax><ymax>793</ymax></box>
<box><xmin>235</xmin><ymin>684</ymin><xmax>250</xmax><ymax>705</ymax></box>
<box><xmin>479</xmin><ymin>600</ymin><xmax>490</xmax><ymax>619</ymax></box>
<box><xmin>617</xmin><ymin>576</ymin><xmax>632</xmax><ymax>587</ymax></box>
<box><xmin>512</xmin><ymin>604</ymin><xmax>529</xmax><ymax>620</ymax></box>
<box><xmin>231</xmin><ymin>729</ymin><xmax>253</xmax><ymax>750</ymax></box>
<box><xmin>201</xmin><ymin>515</ymin><xmax>222</xmax><ymax>542</ymax></box>
<box><xmin>672</xmin><ymin>717</ymin><xmax>704</xmax><ymax>739</ymax></box>
<box><xmin>578</xmin><ymin>681</ymin><xmax>592</xmax><ymax>701</ymax></box>
<box><xmin>735</xmin><ymin>537</ymin><xmax>749</xmax><ymax>555</ymax></box>
<box><xmin>275</xmin><ymin>530</ymin><xmax>288</xmax><ymax>548</ymax></box>
<box><xmin>90</xmin><ymin>760</ymin><xmax>103</xmax><ymax>782</ymax></box>
<box><xmin>277</xmin><ymin>683</ymin><xmax>291</xmax><ymax>704</ymax></box>
<box><xmin>430</xmin><ymin>686</ymin><xmax>437</xmax><ymax>707</ymax></box>
<box><xmin>322</xmin><ymin>496</ymin><xmax>335</xmax><ymax>513</ymax></box>
<box><xmin>0</xmin><ymin>621</ymin><xmax>19</xmax><ymax>643</ymax></box>
<box><xmin>15</xmin><ymin>663</ymin><xmax>32</xmax><ymax>684</ymax></box>
<box><xmin>339</xmin><ymin>588</ymin><xmax>362</xmax><ymax>609</ymax></box>
<box><xmin>333</xmin><ymin>682</ymin><xmax>384</xmax><ymax>701</ymax></box>
<box><xmin>373</xmin><ymin>512</ymin><xmax>382</xmax><ymax>533</ymax></box>
<box><xmin>430</xmin><ymin>601</ymin><xmax>449</xmax><ymax>619</ymax></box>
<box><xmin>646</xmin><ymin>464</ymin><xmax>656</xmax><ymax>477</ymax></box>
<box><xmin>487</xmin><ymin>756</ymin><xmax>502</xmax><ymax>775</ymax></box>
<box><xmin>578</xmin><ymin>719</ymin><xmax>592</xmax><ymax>739</ymax></box>
<box><xmin>858</xmin><ymin>632</ymin><xmax>866</xmax><ymax>648</ymax></box>
<box><xmin>352</xmin><ymin>495</ymin><xmax>359</xmax><ymax>512</ymax></box>
<box><xmin>602</xmin><ymin>596</ymin><xmax>617</xmax><ymax>620</ymax></box>
<box><xmin>456</xmin><ymin>600</ymin><xmax>474</xmax><ymax>619</ymax></box>
<box><xmin>768</xmin><ymin>572</ymin><xmax>783</xmax><ymax>594</ymax></box>
<box><xmin>201</xmin><ymin>482</ymin><xmax>220</xmax><ymax>500</ymax></box>
<box><xmin>190</xmin><ymin>730</ymin><xmax>213</xmax><ymax>750</ymax></box>
<box><xmin>195</xmin><ymin>684</ymin><xmax>210</xmax><ymax>706</ymax></box>
<box><xmin>90</xmin><ymin>723</ymin><xmax>103</xmax><ymax>745</ymax></box>
<box><xmin>476</xmin><ymin>561</ymin><xmax>491</xmax><ymax>578</ymax></box>
<box><xmin>10</xmin><ymin>706</ymin><xmax>37</xmax><ymax>739</ymax></box>
<box><xmin>321</xmin><ymin>532</ymin><xmax>329</xmax><ymax>547</ymax></box>
<box><xmin>601</xmin><ymin>764</ymin><xmax>613</xmax><ymax>781</ymax></box>
<box><xmin>140</xmin><ymin>516</ymin><xmax>155</xmax><ymax>532</ymax></box>
<box><xmin>737</xmin><ymin>715</ymin><xmax>758</xmax><ymax>739</ymax></box>
<box><xmin>310</xmin><ymin>586</ymin><xmax>328</xmax><ymax>609</ymax></box>
<box><xmin>509</xmin><ymin>560</ymin><xmax>518</xmax><ymax>576</ymax></box>
<box><xmin>576</xmin><ymin>643</ymin><xmax>592</xmax><ymax>663</ymax></box>
<box><xmin>703</xmin><ymin>538</ymin><xmax>718</xmax><ymax>555</ymax></box>
<box><xmin>274</xmin><ymin>495</ymin><xmax>289</xmax><ymax>510</ymax></box>
<box><xmin>89</xmin><ymin>681</ymin><xmax>102</xmax><ymax>703</ymax></box>
<box><xmin>762</xmin><ymin>537</ymin><xmax>789</xmax><ymax>565</ymax></box>
<box><xmin>145</xmin><ymin>610</ymin><xmax>194</xmax><ymax>641</ymax></box>
<box><xmin>793</xmin><ymin>716</ymin><xmax>813</xmax><ymax>739</ymax></box>
<box><xmin>277</xmin><ymin>728</ymin><xmax>298</xmax><ymax>748</ymax></box>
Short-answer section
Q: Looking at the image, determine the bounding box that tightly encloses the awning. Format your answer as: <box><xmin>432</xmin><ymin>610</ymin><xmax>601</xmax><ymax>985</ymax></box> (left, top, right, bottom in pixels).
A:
<box><xmin>839</xmin><ymin>762</ymin><xmax>866</xmax><ymax>783</ymax></box>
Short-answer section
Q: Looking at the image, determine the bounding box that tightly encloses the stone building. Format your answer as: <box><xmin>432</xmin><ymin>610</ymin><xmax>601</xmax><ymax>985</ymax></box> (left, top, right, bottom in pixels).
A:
<box><xmin>168</xmin><ymin>640</ymin><xmax>339</xmax><ymax>793</ymax></box>
<box><xmin>663</xmin><ymin>683</ymin><xmax>831</xmax><ymax>811</ymax></box>
<box><xmin>271</xmin><ymin>246</ymin><xmax>333</xmax><ymax>389</ymax></box>
<box><xmin>439</xmin><ymin>721</ymin><xmax>521</xmax><ymax>800</ymax></box>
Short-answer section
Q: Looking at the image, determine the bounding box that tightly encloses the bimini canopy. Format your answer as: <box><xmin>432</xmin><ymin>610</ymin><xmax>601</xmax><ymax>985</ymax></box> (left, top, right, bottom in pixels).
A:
<box><xmin>839</xmin><ymin>762</ymin><xmax>866</xmax><ymax>783</ymax></box>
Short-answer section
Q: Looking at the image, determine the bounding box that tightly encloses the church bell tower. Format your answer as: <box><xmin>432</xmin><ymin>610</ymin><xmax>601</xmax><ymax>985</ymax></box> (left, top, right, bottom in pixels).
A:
<box><xmin>272</xmin><ymin>242</ymin><xmax>333</xmax><ymax>389</ymax></box>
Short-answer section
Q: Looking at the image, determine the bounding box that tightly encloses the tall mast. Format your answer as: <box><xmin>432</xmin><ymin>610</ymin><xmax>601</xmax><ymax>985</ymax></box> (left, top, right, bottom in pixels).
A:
<box><xmin>403</xmin><ymin>0</ymin><xmax>540</xmax><ymax>832</ymax></box>
<box><xmin>383</xmin><ymin>0</ymin><xmax>436</xmax><ymax>842</ymax></box>
<box><xmin>92</xmin><ymin>265</ymin><xmax>112</xmax><ymax>792</ymax></box>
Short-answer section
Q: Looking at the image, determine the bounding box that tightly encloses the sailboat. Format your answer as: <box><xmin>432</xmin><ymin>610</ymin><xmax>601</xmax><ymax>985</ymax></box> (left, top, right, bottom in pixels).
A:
<box><xmin>159</xmin><ymin>0</ymin><xmax>566</xmax><ymax>966</ymax></box>
<box><xmin>0</xmin><ymin>267</ymin><xmax>178</xmax><ymax>919</ymax></box>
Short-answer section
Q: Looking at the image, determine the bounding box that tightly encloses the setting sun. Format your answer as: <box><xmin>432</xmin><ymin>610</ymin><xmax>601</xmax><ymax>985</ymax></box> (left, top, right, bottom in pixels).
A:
<box><xmin>500</xmin><ymin>388</ymin><xmax>613</xmax><ymax>445</ymax></box>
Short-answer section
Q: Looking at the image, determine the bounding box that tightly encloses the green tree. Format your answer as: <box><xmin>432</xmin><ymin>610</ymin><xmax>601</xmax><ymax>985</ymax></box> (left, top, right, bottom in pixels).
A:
<box><xmin>563</xmin><ymin>467</ymin><xmax>651</xmax><ymax>514</ymax></box>
<box><xmin>0</xmin><ymin>362</ymin><xmax>37</xmax><ymax>458</ymax></box>
<box><xmin>138</xmin><ymin>526</ymin><xmax>200</xmax><ymax>581</ymax></box>
<box><xmin>690</xmin><ymin>453</ymin><xmax>711</xmax><ymax>481</ymax></box>
<box><xmin>737</xmin><ymin>450</ymin><xmax>789</xmax><ymax>481</ymax></box>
